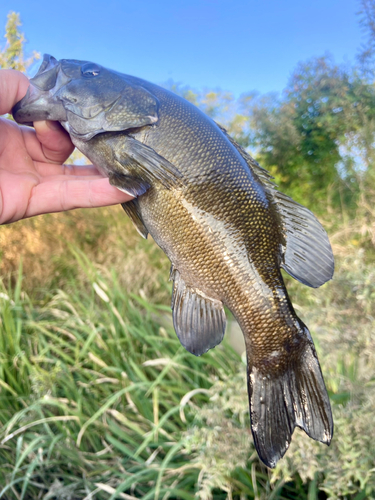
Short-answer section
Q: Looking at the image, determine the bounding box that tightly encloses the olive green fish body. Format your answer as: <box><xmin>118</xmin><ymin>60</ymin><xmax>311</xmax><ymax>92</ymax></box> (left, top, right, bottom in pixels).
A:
<box><xmin>115</xmin><ymin>84</ymin><xmax>304</xmax><ymax>370</ymax></box>
<box><xmin>13</xmin><ymin>55</ymin><xmax>334</xmax><ymax>468</ymax></box>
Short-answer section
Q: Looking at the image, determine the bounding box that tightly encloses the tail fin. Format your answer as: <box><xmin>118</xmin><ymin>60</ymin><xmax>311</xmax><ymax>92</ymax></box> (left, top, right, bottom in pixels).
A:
<box><xmin>247</xmin><ymin>329</ymin><xmax>333</xmax><ymax>469</ymax></box>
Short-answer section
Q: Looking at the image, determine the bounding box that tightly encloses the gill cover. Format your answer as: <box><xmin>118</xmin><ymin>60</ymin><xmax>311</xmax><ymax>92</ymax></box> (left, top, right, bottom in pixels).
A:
<box><xmin>13</xmin><ymin>54</ymin><xmax>159</xmax><ymax>140</ymax></box>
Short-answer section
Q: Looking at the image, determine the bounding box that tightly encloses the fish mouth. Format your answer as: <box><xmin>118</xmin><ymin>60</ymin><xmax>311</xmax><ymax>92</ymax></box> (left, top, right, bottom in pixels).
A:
<box><xmin>12</xmin><ymin>54</ymin><xmax>69</xmax><ymax>125</ymax></box>
<box><xmin>31</xmin><ymin>54</ymin><xmax>60</xmax><ymax>90</ymax></box>
<box><xmin>12</xmin><ymin>86</ymin><xmax>42</xmax><ymax>127</ymax></box>
<box><xmin>12</xmin><ymin>84</ymin><xmax>63</xmax><ymax>125</ymax></box>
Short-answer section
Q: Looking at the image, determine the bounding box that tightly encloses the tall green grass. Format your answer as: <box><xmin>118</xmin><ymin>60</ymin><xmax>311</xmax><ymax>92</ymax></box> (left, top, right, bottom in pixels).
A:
<box><xmin>0</xmin><ymin>249</ymin><xmax>263</xmax><ymax>499</ymax></box>
<box><xmin>0</xmin><ymin>241</ymin><xmax>374</xmax><ymax>498</ymax></box>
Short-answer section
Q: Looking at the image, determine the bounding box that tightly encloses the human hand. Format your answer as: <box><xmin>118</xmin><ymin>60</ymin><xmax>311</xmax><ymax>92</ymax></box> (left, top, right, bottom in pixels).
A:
<box><xmin>0</xmin><ymin>69</ymin><xmax>133</xmax><ymax>224</ymax></box>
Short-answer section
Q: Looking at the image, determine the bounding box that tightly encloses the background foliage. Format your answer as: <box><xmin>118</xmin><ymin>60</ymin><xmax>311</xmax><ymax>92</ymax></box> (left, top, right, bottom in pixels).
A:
<box><xmin>1</xmin><ymin>8</ymin><xmax>375</xmax><ymax>500</ymax></box>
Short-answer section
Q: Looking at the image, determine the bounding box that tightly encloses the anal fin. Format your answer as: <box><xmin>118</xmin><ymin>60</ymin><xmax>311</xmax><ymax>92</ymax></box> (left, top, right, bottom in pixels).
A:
<box><xmin>121</xmin><ymin>199</ymin><xmax>148</xmax><ymax>238</ymax></box>
<box><xmin>171</xmin><ymin>269</ymin><xmax>226</xmax><ymax>356</ymax></box>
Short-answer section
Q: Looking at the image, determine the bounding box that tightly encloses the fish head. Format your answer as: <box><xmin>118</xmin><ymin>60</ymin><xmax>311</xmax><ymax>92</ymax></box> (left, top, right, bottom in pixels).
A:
<box><xmin>13</xmin><ymin>54</ymin><xmax>159</xmax><ymax>141</ymax></box>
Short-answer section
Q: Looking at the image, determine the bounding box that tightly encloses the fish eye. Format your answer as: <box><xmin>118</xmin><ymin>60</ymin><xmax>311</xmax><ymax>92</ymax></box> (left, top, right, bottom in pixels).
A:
<box><xmin>81</xmin><ymin>63</ymin><xmax>101</xmax><ymax>78</ymax></box>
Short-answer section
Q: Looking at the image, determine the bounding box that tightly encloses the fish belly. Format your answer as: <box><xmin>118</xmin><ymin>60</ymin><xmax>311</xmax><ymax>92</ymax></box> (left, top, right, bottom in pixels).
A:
<box><xmin>137</xmin><ymin>184</ymin><xmax>252</xmax><ymax>301</ymax></box>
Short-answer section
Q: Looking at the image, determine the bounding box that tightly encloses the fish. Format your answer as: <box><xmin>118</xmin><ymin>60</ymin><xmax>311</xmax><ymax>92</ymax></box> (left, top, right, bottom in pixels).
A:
<box><xmin>13</xmin><ymin>54</ymin><xmax>334</xmax><ymax>468</ymax></box>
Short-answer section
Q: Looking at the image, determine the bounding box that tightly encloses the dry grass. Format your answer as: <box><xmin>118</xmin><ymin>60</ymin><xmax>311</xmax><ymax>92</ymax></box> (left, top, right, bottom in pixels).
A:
<box><xmin>0</xmin><ymin>207</ymin><xmax>171</xmax><ymax>303</ymax></box>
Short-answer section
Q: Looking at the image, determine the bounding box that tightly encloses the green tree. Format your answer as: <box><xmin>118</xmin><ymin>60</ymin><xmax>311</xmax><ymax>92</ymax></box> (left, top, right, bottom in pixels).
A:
<box><xmin>0</xmin><ymin>11</ymin><xmax>39</xmax><ymax>71</ymax></box>
<box><xmin>358</xmin><ymin>0</ymin><xmax>375</xmax><ymax>78</ymax></box>
<box><xmin>248</xmin><ymin>56</ymin><xmax>375</xmax><ymax>212</ymax></box>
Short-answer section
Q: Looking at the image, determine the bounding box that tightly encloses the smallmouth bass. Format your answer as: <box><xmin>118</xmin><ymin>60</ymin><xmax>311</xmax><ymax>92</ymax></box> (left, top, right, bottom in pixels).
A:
<box><xmin>13</xmin><ymin>54</ymin><xmax>334</xmax><ymax>468</ymax></box>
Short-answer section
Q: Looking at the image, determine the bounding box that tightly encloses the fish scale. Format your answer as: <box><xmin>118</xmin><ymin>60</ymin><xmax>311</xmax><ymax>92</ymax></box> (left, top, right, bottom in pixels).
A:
<box><xmin>13</xmin><ymin>54</ymin><xmax>335</xmax><ymax>468</ymax></box>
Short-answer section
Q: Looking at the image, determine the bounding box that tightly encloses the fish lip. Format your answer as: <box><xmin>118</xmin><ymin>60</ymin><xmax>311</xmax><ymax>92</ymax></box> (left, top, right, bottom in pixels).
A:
<box><xmin>12</xmin><ymin>82</ymin><xmax>68</xmax><ymax>125</ymax></box>
<box><xmin>12</xmin><ymin>99</ymin><xmax>33</xmax><ymax>127</ymax></box>
<box><xmin>29</xmin><ymin>55</ymin><xmax>60</xmax><ymax>91</ymax></box>
<box><xmin>60</xmin><ymin>96</ymin><xmax>117</xmax><ymax>120</ymax></box>
<box><xmin>12</xmin><ymin>85</ymin><xmax>44</xmax><ymax>124</ymax></box>
<box><xmin>12</xmin><ymin>55</ymin><xmax>71</xmax><ymax>125</ymax></box>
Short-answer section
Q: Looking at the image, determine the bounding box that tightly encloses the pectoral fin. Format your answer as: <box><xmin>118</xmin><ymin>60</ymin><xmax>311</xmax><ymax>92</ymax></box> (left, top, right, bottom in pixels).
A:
<box><xmin>111</xmin><ymin>136</ymin><xmax>184</xmax><ymax>192</ymax></box>
<box><xmin>109</xmin><ymin>172</ymin><xmax>150</xmax><ymax>197</ymax></box>
<box><xmin>171</xmin><ymin>269</ymin><xmax>226</xmax><ymax>356</ymax></box>
<box><xmin>121</xmin><ymin>199</ymin><xmax>148</xmax><ymax>238</ymax></box>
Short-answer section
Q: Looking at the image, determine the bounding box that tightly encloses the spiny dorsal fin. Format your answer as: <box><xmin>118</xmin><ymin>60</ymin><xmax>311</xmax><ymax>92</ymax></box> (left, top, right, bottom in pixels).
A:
<box><xmin>215</xmin><ymin>123</ymin><xmax>276</xmax><ymax>189</ymax></box>
<box><xmin>171</xmin><ymin>268</ymin><xmax>226</xmax><ymax>356</ymax></box>
<box><xmin>217</xmin><ymin>123</ymin><xmax>334</xmax><ymax>288</ymax></box>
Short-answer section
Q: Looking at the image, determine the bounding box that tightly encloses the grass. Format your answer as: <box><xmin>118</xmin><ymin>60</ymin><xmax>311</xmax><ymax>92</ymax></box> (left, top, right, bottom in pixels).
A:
<box><xmin>0</xmin><ymin>247</ymin><xmax>248</xmax><ymax>499</ymax></box>
<box><xmin>0</xmin><ymin>206</ymin><xmax>171</xmax><ymax>303</ymax></box>
<box><xmin>0</xmin><ymin>209</ymin><xmax>374</xmax><ymax>498</ymax></box>
<box><xmin>184</xmin><ymin>246</ymin><xmax>375</xmax><ymax>499</ymax></box>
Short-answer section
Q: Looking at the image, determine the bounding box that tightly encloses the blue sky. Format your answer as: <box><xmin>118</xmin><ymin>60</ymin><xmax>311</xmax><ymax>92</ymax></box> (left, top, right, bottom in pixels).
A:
<box><xmin>1</xmin><ymin>0</ymin><xmax>365</xmax><ymax>97</ymax></box>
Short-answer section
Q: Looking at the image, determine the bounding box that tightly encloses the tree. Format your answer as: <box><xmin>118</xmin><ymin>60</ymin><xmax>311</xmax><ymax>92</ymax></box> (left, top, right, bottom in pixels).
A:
<box><xmin>0</xmin><ymin>11</ymin><xmax>39</xmax><ymax>71</ymax></box>
<box><xmin>248</xmin><ymin>56</ymin><xmax>375</xmax><ymax>212</ymax></box>
<box><xmin>358</xmin><ymin>0</ymin><xmax>375</xmax><ymax>78</ymax></box>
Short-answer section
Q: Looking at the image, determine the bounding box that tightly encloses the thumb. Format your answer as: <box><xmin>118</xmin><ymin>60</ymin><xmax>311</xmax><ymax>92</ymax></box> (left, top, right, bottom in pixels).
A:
<box><xmin>0</xmin><ymin>69</ymin><xmax>29</xmax><ymax>115</ymax></box>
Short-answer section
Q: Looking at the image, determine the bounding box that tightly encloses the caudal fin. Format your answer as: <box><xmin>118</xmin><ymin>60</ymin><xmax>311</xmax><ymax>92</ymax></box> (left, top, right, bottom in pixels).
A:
<box><xmin>247</xmin><ymin>331</ymin><xmax>333</xmax><ymax>468</ymax></box>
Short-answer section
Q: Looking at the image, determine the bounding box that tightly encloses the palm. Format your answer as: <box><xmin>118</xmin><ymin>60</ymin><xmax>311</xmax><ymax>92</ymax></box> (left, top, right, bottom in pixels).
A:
<box><xmin>0</xmin><ymin>69</ymin><xmax>132</xmax><ymax>224</ymax></box>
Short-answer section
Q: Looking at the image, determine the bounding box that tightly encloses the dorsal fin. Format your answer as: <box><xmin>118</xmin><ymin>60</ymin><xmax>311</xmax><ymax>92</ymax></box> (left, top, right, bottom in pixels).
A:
<box><xmin>272</xmin><ymin>192</ymin><xmax>334</xmax><ymax>288</ymax></box>
<box><xmin>217</xmin><ymin>123</ymin><xmax>334</xmax><ymax>288</ymax></box>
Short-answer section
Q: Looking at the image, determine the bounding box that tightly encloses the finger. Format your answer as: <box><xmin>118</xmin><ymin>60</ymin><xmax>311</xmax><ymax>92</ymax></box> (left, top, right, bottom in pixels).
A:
<box><xmin>0</xmin><ymin>118</ymin><xmax>32</xmax><ymax>166</ymax></box>
<box><xmin>34</xmin><ymin>162</ymin><xmax>100</xmax><ymax>177</ymax></box>
<box><xmin>0</xmin><ymin>169</ymin><xmax>40</xmax><ymax>224</ymax></box>
<box><xmin>21</xmin><ymin>123</ymin><xmax>75</xmax><ymax>164</ymax></box>
<box><xmin>32</xmin><ymin>121</ymin><xmax>75</xmax><ymax>164</ymax></box>
<box><xmin>38</xmin><ymin>173</ymin><xmax>105</xmax><ymax>182</ymax></box>
<box><xmin>25</xmin><ymin>177</ymin><xmax>134</xmax><ymax>218</ymax></box>
<box><xmin>0</xmin><ymin>69</ymin><xmax>29</xmax><ymax>115</ymax></box>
